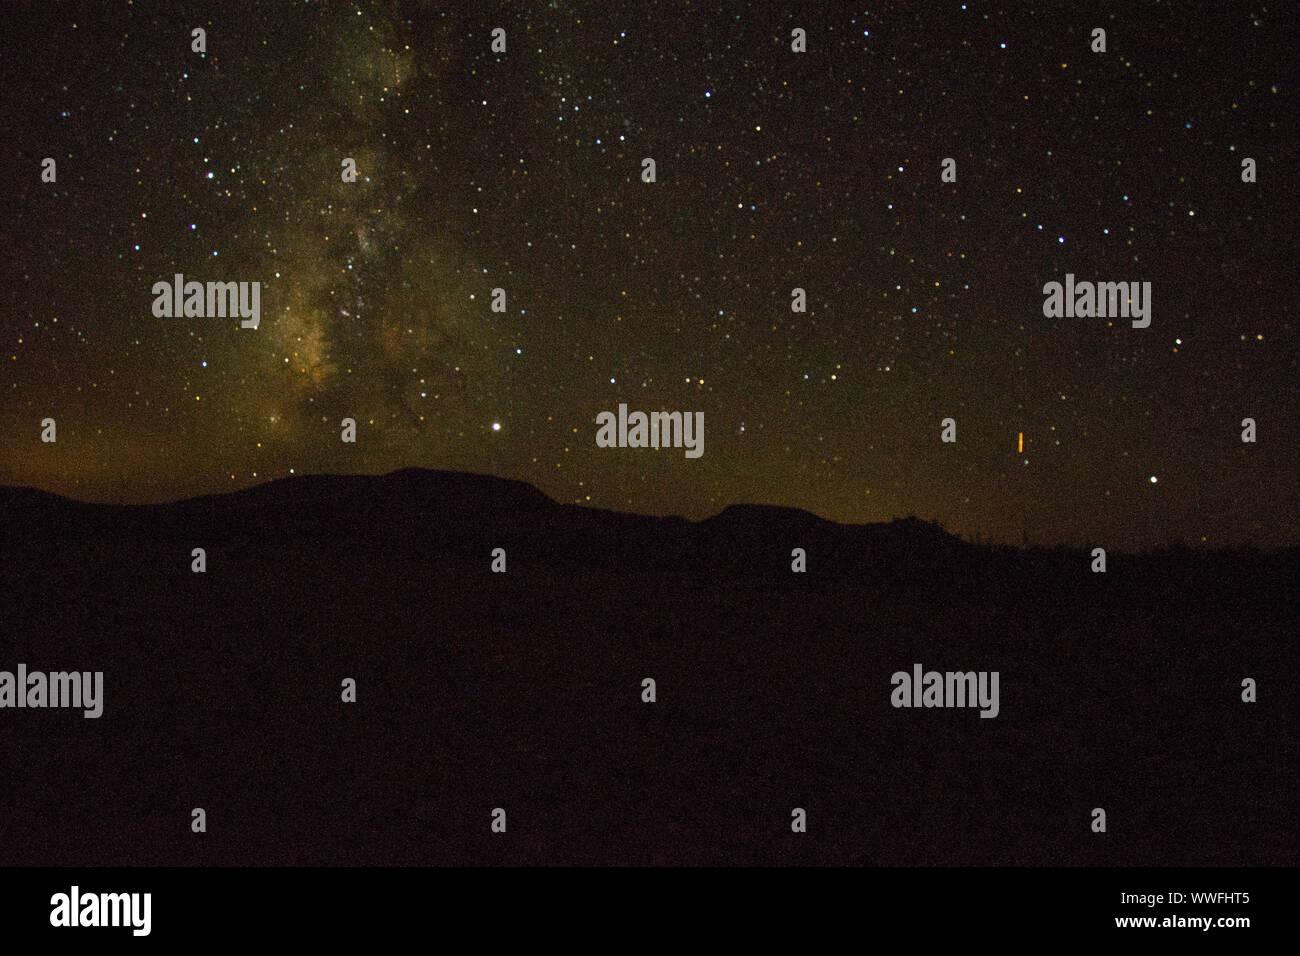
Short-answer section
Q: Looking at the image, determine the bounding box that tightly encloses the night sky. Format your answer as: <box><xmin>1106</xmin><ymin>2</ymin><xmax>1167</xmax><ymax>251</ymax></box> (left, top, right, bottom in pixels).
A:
<box><xmin>3</xmin><ymin>1</ymin><xmax>1294</xmax><ymax>549</ymax></box>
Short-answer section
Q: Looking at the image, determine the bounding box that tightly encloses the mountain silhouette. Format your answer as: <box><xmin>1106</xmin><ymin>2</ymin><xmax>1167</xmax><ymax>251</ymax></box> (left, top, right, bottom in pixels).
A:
<box><xmin>0</xmin><ymin>469</ymin><xmax>1294</xmax><ymax>866</ymax></box>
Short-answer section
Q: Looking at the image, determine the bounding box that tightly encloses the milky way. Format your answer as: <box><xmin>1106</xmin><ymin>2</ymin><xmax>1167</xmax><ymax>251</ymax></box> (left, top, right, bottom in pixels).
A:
<box><xmin>3</xmin><ymin>1</ymin><xmax>1295</xmax><ymax>548</ymax></box>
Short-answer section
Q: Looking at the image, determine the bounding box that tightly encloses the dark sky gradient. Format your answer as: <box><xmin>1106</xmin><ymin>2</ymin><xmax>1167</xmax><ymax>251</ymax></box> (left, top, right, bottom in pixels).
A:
<box><xmin>2</xmin><ymin>0</ymin><xmax>1295</xmax><ymax>549</ymax></box>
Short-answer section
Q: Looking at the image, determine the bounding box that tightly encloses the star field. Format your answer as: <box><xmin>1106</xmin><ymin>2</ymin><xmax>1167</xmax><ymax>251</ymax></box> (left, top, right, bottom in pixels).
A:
<box><xmin>2</xmin><ymin>0</ymin><xmax>1295</xmax><ymax>549</ymax></box>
